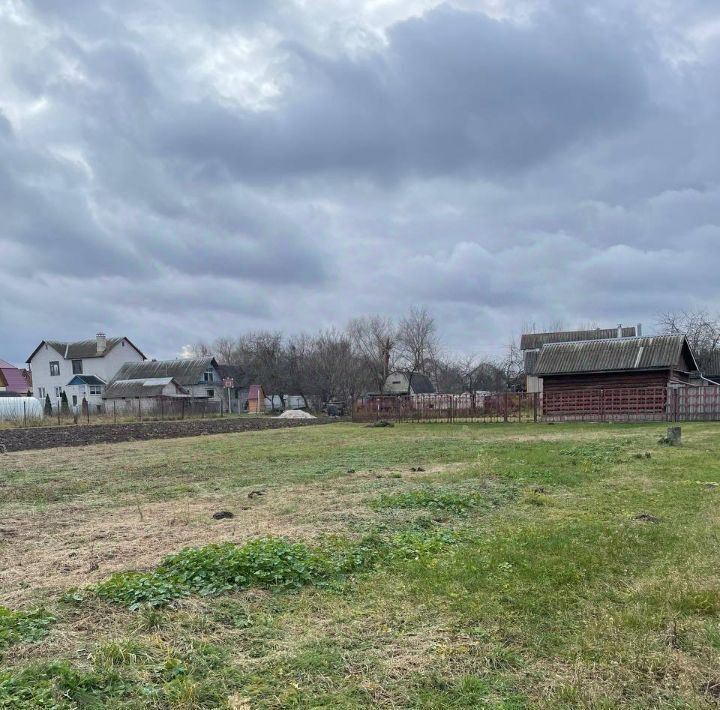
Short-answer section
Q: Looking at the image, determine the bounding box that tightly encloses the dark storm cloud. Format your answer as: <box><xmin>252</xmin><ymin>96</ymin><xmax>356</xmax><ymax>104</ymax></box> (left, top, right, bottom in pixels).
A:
<box><xmin>1</xmin><ymin>0</ymin><xmax>720</xmax><ymax>364</ymax></box>
<box><xmin>156</xmin><ymin>4</ymin><xmax>649</xmax><ymax>182</ymax></box>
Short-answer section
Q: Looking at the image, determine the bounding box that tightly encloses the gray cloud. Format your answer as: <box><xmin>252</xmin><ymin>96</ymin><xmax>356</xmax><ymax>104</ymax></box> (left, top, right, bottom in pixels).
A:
<box><xmin>1</xmin><ymin>0</ymin><xmax>720</xmax><ymax>363</ymax></box>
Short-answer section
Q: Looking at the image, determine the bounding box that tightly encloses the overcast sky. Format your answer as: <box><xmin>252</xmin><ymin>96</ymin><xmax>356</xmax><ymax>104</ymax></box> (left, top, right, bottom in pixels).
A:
<box><xmin>2</xmin><ymin>0</ymin><xmax>720</xmax><ymax>364</ymax></box>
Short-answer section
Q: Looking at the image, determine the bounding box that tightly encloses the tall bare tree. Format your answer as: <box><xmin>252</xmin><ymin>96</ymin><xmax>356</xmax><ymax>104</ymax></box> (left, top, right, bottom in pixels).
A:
<box><xmin>347</xmin><ymin>315</ymin><xmax>398</xmax><ymax>391</ymax></box>
<box><xmin>397</xmin><ymin>305</ymin><xmax>439</xmax><ymax>373</ymax></box>
<box><xmin>657</xmin><ymin>309</ymin><xmax>720</xmax><ymax>371</ymax></box>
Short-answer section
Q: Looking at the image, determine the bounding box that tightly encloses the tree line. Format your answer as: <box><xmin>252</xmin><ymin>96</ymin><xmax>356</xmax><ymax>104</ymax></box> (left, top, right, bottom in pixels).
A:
<box><xmin>188</xmin><ymin>306</ymin><xmax>523</xmax><ymax>409</ymax></box>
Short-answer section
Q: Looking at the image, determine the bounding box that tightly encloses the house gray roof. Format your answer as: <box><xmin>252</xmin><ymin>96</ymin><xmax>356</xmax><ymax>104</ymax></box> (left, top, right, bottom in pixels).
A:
<box><xmin>520</xmin><ymin>327</ymin><xmax>637</xmax><ymax>351</ymax></box>
<box><xmin>703</xmin><ymin>351</ymin><xmax>720</xmax><ymax>379</ymax></box>
<box><xmin>109</xmin><ymin>357</ymin><xmax>218</xmax><ymax>387</ymax></box>
<box><xmin>67</xmin><ymin>375</ymin><xmax>106</xmax><ymax>386</ymax></box>
<box><xmin>533</xmin><ymin>335</ymin><xmax>697</xmax><ymax>376</ymax></box>
<box><xmin>409</xmin><ymin>372</ymin><xmax>435</xmax><ymax>394</ymax></box>
<box><xmin>383</xmin><ymin>371</ymin><xmax>435</xmax><ymax>395</ymax></box>
<box><xmin>523</xmin><ymin>350</ymin><xmax>540</xmax><ymax>375</ymax></box>
<box><xmin>27</xmin><ymin>337</ymin><xmax>146</xmax><ymax>362</ymax></box>
<box><xmin>103</xmin><ymin>377</ymin><xmax>189</xmax><ymax>399</ymax></box>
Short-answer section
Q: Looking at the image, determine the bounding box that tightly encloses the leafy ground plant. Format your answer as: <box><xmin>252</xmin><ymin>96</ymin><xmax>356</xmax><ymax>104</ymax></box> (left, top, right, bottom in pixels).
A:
<box><xmin>370</xmin><ymin>487</ymin><xmax>494</xmax><ymax>514</ymax></box>
<box><xmin>0</xmin><ymin>607</ymin><xmax>55</xmax><ymax>653</ymax></box>
<box><xmin>72</xmin><ymin>530</ymin><xmax>466</xmax><ymax>610</ymax></box>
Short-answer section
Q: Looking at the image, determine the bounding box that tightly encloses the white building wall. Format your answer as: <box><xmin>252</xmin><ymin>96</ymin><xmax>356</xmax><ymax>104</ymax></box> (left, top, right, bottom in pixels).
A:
<box><xmin>29</xmin><ymin>339</ymin><xmax>145</xmax><ymax>410</ymax></box>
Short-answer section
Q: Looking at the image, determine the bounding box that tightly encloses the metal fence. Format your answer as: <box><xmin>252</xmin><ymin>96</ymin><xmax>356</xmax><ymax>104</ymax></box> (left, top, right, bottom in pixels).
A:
<box><xmin>353</xmin><ymin>386</ymin><xmax>720</xmax><ymax>424</ymax></box>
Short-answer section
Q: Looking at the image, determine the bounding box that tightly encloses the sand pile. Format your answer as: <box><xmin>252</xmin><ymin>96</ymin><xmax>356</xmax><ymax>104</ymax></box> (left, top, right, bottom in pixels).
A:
<box><xmin>277</xmin><ymin>409</ymin><xmax>316</xmax><ymax>419</ymax></box>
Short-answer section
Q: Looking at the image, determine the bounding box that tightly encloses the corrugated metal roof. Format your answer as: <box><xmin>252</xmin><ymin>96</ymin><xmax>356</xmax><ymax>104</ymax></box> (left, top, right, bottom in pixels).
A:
<box><xmin>67</xmin><ymin>375</ymin><xmax>106</xmax><ymax>386</ymax></box>
<box><xmin>27</xmin><ymin>337</ymin><xmax>146</xmax><ymax>362</ymax></box>
<box><xmin>703</xmin><ymin>352</ymin><xmax>720</xmax><ymax>378</ymax></box>
<box><xmin>520</xmin><ymin>326</ymin><xmax>637</xmax><ymax>351</ymax></box>
<box><xmin>109</xmin><ymin>357</ymin><xmax>217</xmax><ymax>387</ymax></box>
<box><xmin>0</xmin><ymin>359</ymin><xmax>32</xmax><ymax>393</ymax></box>
<box><xmin>103</xmin><ymin>378</ymin><xmax>189</xmax><ymax>399</ymax></box>
<box><xmin>523</xmin><ymin>350</ymin><xmax>539</xmax><ymax>375</ymax></box>
<box><xmin>533</xmin><ymin>335</ymin><xmax>695</xmax><ymax>376</ymax></box>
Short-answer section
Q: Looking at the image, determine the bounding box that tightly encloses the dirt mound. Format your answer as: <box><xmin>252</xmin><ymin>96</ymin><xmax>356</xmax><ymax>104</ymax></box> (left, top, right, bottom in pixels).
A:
<box><xmin>277</xmin><ymin>409</ymin><xmax>316</xmax><ymax>419</ymax></box>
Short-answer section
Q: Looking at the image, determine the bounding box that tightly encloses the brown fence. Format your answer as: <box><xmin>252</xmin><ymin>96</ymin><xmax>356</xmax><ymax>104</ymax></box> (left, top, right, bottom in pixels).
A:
<box><xmin>353</xmin><ymin>386</ymin><xmax>720</xmax><ymax>424</ymax></box>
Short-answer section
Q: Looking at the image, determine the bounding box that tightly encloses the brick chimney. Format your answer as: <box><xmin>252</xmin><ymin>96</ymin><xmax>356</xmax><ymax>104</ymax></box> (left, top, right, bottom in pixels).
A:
<box><xmin>617</xmin><ymin>324</ymin><xmax>623</xmax><ymax>339</ymax></box>
<box><xmin>96</xmin><ymin>332</ymin><xmax>107</xmax><ymax>355</ymax></box>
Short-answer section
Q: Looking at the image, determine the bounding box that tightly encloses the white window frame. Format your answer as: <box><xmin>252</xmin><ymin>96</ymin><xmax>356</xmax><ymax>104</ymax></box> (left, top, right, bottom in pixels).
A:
<box><xmin>50</xmin><ymin>361</ymin><xmax>60</xmax><ymax>376</ymax></box>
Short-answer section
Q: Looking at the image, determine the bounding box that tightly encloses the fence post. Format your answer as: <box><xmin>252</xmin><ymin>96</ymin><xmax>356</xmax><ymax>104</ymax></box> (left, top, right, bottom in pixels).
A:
<box><xmin>113</xmin><ymin>401</ymin><xmax>117</xmax><ymax>424</ymax></box>
<box><xmin>504</xmin><ymin>393</ymin><xmax>509</xmax><ymax>423</ymax></box>
<box><xmin>533</xmin><ymin>393</ymin><xmax>538</xmax><ymax>423</ymax></box>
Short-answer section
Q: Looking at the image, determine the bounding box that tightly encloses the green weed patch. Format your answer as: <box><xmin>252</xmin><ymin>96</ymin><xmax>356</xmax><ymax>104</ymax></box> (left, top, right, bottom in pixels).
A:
<box><xmin>0</xmin><ymin>607</ymin><xmax>54</xmax><ymax>653</ymax></box>
<box><xmin>369</xmin><ymin>486</ymin><xmax>506</xmax><ymax>515</ymax></box>
<box><xmin>69</xmin><ymin>531</ymin><xmax>466</xmax><ymax>609</ymax></box>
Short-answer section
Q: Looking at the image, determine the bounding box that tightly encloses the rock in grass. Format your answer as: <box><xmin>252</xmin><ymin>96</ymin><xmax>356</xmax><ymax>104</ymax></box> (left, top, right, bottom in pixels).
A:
<box><xmin>633</xmin><ymin>513</ymin><xmax>660</xmax><ymax>523</ymax></box>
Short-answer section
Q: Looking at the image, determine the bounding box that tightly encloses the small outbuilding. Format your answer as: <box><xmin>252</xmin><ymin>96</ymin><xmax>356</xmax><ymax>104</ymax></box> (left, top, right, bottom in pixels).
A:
<box><xmin>382</xmin><ymin>371</ymin><xmax>435</xmax><ymax>396</ymax></box>
<box><xmin>534</xmin><ymin>334</ymin><xmax>701</xmax><ymax>418</ymax></box>
<box><xmin>103</xmin><ymin>377</ymin><xmax>189</xmax><ymax>401</ymax></box>
<box><xmin>247</xmin><ymin>384</ymin><xmax>266</xmax><ymax>413</ymax></box>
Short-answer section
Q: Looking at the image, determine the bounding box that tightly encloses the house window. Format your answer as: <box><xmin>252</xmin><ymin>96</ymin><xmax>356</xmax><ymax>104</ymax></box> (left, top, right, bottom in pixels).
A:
<box><xmin>72</xmin><ymin>360</ymin><xmax>83</xmax><ymax>374</ymax></box>
<box><xmin>203</xmin><ymin>367</ymin><xmax>215</xmax><ymax>383</ymax></box>
<box><xmin>38</xmin><ymin>387</ymin><xmax>46</xmax><ymax>399</ymax></box>
<box><xmin>49</xmin><ymin>361</ymin><xmax>60</xmax><ymax>376</ymax></box>
<box><xmin>89</xmin><ymin>385</ymin><xmax>102</xmax><ymax>396</ymax></box>
<box><xmin>55</xmin><ymin>386</ymin><xmax>62</xmax><ymax>398</ymax></box>
<box><xmin>207</xmin><ymin>389</ymin><xmax>215</xmax><ymax>398</ymax></box>
<box><xmin>72</xmin><ymin>395</ymin><xmax>78</xmax><ymax>406</ymax></box>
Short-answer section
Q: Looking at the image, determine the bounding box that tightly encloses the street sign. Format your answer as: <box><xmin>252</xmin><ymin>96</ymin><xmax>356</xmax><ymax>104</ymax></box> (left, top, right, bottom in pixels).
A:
<box><xmin>223</xmin><ymin>378</ymin><xmax>235</xmax><ymax>389</ymax></box>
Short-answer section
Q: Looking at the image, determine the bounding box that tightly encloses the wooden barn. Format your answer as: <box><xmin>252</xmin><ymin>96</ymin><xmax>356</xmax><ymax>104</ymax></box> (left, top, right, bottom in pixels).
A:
<box><xmin>534</xmin><ymin>335</ymin><xmax>701</xmax><ymax>418</ymax></box>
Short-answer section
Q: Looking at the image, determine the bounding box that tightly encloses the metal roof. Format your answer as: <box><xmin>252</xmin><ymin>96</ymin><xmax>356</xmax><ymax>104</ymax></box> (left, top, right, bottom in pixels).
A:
<box><xmin>383</xmin><ymin>371</ymin><xmax>436</xmax><ymax>395</ymax></box>
<box><xmin>703</xmin><ymin>352</ymin><xmax>720</xmax><ymax>378</ymax></box>
<box><xmin>533</xmin><ymin>335</ymin><xmax>697</xmax><ymax>376</ymax></box>
<box><xmin>0</xmin><ymin>359</ymin><xmax>31</xmax><ymax>393</ymax></box>
<box><xmin>520</xmin><ymin>326</ymin><xmax>637</xmax><ymax>351</ymax></box>
<box><xmin>109</xmin><ymin>357</ymin><xmax>218</xmax><ymax>387</ymax></box>
<box><xmin>27</xmin><ymin>337</ymin><xmax>146</xmax><ymax>362</ymax></box>
<box><xmin>103</xmin><ymin>377</ymin><xmax>189</xmax><ymax>399</ymax></box>
<box><xmin>67</xmin><ymin>375</ymin><xmax>106</xmax><ymax>386</ymax></box>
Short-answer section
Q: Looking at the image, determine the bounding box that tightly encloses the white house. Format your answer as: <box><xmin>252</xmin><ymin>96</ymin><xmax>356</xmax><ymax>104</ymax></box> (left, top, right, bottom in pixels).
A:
<box><xmin>27</xmin><ymin>334</ymin><xmax>146</xmax><ymax>411</ymax></box>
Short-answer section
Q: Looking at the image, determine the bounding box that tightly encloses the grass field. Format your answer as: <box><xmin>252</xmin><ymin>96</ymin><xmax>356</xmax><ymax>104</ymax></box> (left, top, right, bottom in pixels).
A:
<box><xmin>1</xmin><ymin>422</ymin><xmax>720</xmax><ymax>708</ymax></box>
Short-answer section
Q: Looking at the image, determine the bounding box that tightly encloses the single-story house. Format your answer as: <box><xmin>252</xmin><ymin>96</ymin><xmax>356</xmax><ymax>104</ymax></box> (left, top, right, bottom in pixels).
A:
<box><xmin>521</xmin><ymin>325</ymin><xmax>639</xmax><ymax>393</ymax></box>
<box><xmin>103</xmin><ymin>377</ymin><xmax>189</xmax><ymax>400</ymax></box>
<box><xmin>108</xmin><ymin>357</ymin><xmax>223</xmax><ymax>401</ymax></box>
<box><xmin>382</xmin><ymin>371</ymin><xmax>435</xmax><ymax>396</ymax></box>
<box><xmin>534</xmin><ymin>334</ymin><xmax>700</xmax><ymax>417</ymax></box>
